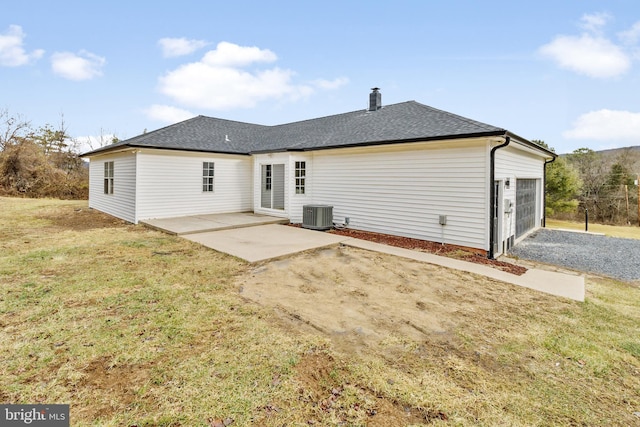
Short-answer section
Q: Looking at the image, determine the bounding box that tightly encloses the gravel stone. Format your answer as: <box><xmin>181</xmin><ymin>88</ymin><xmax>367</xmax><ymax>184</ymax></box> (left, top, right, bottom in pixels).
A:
<box><xmin>509</xmin><ymin>229</ymin><xmax>640</xmax><ymax>282</ymax></box>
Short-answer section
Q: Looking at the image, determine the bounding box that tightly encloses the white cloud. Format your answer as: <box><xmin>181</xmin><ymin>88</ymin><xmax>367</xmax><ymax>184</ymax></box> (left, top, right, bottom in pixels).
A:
<box><xmin>563</xmin><ymin>109</ymin><xmax>640</xmax><ymax>142</ymax></box>
<box><xmin>0</xmin><ymin>24</ymin><xmax>44</xmax><ymax>66</ymax></box>
<box><xmin>539</xmin><ymin>13</ymin><xmax>637</xmax><ymax>79</ymax></box>
<box><xmin>158</xmin><ymin>37</ymin><xmax>208</xmax><ymax>58</ymax></box>
<box><xmin>144</xmin><ymin>104</ymin><xmax>195</xmax><ymax>124</ymax></box>
<box><xmin>538</xmin><ymin>34</ymin><xmax>630</xmax><ymax>78</ymax></box>
<box><xmin>619</xmin><ymin>21</ymin><xmax>640</xmax><ymax>45</ymax></box>
<box><xmin>158</xmin><ymin>41</ymin><xmax>320</xmax><ymax>110</ymax></box>
<box><xmin>579</xmin><ymin>12</ymin><xmax>610</xmax><ymax>34</ymax></box>
<box><xmin>312</xmin><ymin>77</ymin><xmax>349</xmax><ymax>90</ymax></box>
<box><xmin>51</xmin><ymin>50</ymin><xmax>106</xmax><ymax>81</ymax></box>
<box><xmin>200</xmin><ymin>41</ymin><xmax>276</xmax><ymax>67</ymax></box>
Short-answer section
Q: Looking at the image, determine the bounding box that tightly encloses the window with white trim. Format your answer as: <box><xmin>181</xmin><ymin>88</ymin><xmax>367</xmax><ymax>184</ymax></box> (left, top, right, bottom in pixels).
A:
<box><xmin>264</xmin><ymin>164</ymin><xmax>272</xmax><ymax>191</ymax></box>
<box><xmin>295</xmin><ymin>161</ymin><xmax>306</xmax><ymax>194</ymax></box>
<box><xmin>103</xmin><ymin>161</ymin><xmax>114</xmax><ymax>194</ymax></box>
<box><xmin>202</xmin><ymin>162</ymin><xmax>215</xmax><ymax>192</ymax></box>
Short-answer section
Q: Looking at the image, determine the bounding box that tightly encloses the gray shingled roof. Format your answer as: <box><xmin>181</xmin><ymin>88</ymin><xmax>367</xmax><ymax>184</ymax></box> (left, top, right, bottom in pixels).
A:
<box><xmin>82</xmin><ymin>101</ymin><xmax>508</xmax><ymax>157</ymax></box>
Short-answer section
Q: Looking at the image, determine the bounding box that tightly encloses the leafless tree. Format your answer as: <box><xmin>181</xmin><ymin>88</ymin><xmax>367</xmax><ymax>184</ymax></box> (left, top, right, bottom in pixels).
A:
<box><xmin>0</xmin><ymin>108</ymin><xmax>31</xmax><ymax>151</ymax></box>
<box><xmin>82</xmin><ymin>128</ymin><xmax>120</xmax><ymax>151</ymax></box>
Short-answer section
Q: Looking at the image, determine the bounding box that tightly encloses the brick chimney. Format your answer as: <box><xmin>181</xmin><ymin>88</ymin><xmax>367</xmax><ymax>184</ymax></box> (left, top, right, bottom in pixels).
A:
<box><xmin>369</xmin><ymin>87</ymin><xmax>381</xmax><ymax>111</ymax></box>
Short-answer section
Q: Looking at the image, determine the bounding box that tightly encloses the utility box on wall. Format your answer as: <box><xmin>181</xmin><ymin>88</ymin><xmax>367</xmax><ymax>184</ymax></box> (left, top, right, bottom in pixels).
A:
<box><xmin>439</xmin><ymin>215</ymin><xmax>447</xmax><ymax>225</ymax></box>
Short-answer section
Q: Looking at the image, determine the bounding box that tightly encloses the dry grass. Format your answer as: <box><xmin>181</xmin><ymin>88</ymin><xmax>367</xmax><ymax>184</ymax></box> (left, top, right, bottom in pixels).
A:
<box><xmin>0</xmin><ymin>198</ymin><xmax>311</xmax><ymax>425</ymax></box>
<box><xmin>1</xmin><ymin>197</ymin><xmax>639</xmax><ymax>426</ymax></box>
<box><xmin>547</xmin><ymin>218</ymin><xmax>640</xmax><ymax>239</ymax></box>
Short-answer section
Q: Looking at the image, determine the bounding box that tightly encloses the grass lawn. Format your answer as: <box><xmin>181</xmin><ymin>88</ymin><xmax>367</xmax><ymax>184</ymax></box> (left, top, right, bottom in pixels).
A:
<box><xmin>1</xmin><ymin>197</ymin><xmax>639</xmax><ymax>426</ymax></box>
<box><xmin>547</xmin><ymin>218</ymin><xmax>640</xmax><ymax>239</ymax></box>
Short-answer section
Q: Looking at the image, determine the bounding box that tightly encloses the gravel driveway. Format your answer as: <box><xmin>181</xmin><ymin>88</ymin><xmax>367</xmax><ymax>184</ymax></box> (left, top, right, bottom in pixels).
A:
<box><xmin>509</xmin><ymin>229</ymin><xmax>640</xmax><ymax>282</ymax></box>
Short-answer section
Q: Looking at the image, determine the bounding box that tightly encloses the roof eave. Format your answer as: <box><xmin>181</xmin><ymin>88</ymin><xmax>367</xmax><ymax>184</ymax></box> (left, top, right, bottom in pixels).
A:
<box><xmin>505</xmin><ymin>131</ymin><xmax>557</xmax><ymax>158</ymax></box>
<box><xmin>80</xmin><ymin>144</ymin><xmax>132</xmax><ymax>157</ymax></box>
<box><xmin>81</xmin><ymin>143</ymin><xmax>251</xmax><ymax>157</ymax></box>
<box><xmin>129</xmin><ymin>145</ymin><xmax>251</xmax><ymax>156</ymax></box>
<box><xmin>249</xmin><ymin>130</ymin><xmax>508</xmax><ymax>154</ymax></box>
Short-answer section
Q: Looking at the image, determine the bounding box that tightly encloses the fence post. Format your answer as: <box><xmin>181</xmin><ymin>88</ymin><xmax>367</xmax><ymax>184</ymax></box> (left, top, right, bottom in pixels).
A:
<box><xmin>625</xmin><ymin>185</ymin><xmax>630</xmax><ymax>225</ymax></box>
<box><xmin>585</xmin><ymin>208</ymin><xmax>588</xmax><ymax>232</ymax></box>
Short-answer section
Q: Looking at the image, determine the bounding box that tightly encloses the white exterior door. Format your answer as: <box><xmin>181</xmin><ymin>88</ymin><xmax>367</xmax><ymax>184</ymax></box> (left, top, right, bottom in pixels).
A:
<box><xmin>260</xmin><ymin>164</ymin><xmax>285</xmax><ymax>210</ymax></box>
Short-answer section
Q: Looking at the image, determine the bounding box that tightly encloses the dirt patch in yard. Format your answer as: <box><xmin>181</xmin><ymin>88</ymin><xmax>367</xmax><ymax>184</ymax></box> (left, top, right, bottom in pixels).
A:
<box><xmin>287</xmin><ymin>350</ymin><xmax>447</xmax><ymax>426</ymax></box>
<box><xmin>239</xmin><ymin>245</ymin><xmax>569</xmax><ymax>424</ymax></box>
<box><xmin>37</xmin><ymin>206</ymin><xmax>129</xmax><ymax>231</ymax></box>
<box><xmin>239</xmin><ymin>246</ymin><xmax>549</xmax><ymax>356</ymax></box>
<box><xmin>70</xmin><ymin>356</ymin><xmax>154</xmax><ymax>421</ymax></box>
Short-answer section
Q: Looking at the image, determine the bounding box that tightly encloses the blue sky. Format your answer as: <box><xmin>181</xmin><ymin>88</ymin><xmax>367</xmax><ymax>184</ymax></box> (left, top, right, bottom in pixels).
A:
<box><xmin>1</xmin><ymin>1</ymin><xmax>639</xmax><ymax>154</ymax></box>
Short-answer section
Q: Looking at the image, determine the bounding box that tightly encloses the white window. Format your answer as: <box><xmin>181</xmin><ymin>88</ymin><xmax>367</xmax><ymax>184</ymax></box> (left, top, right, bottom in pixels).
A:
<box><xmin>264</xmin><ymin>164</ymin><xmax>272</xmax><ymax>191</ymax></box>
<box><xmin>203</xmin><ymin>162</ymin><xmax>215</xmax><ymax>192</ymax></box>
<box><xmin>103</xmin><ymin>161</ymin><xmax>114</xmax><ymax>194</ymax></box>
<box><xmin>295</xmin><ymin>161</ymin><xmax>306</xmax><ymax>194</ymax></box>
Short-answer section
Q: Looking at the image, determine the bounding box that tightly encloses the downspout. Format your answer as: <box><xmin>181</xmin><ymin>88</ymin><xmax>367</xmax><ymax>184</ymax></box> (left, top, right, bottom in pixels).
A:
<box><xmin>488</xmin><ymin>135</ymin><xmax>510</xmax><ymax>259</ymax></box>
<box><xmin>543</xmin><ymin>156</ymin><xmax>556</xmax><ymax>228</ymax></box>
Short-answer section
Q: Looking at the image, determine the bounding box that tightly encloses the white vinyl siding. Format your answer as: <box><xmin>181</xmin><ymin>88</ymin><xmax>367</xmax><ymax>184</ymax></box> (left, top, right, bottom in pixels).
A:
<box><xmin>495</xmin><ymin>145</ymin><xmax>545</xmax><ymax>245</ymax></box>
<box><xmin>311</xmin><ymin>140</ymin><xmax>489</xmax><ymax>250</ymax></box>
<box><xmin>85</xmin><ymin>137</ymin><xmax>549</xmax><ymax>254</ymax></box>
<box><xmin>88</xmin><ymin>152</ymin><xmax>137</xmax><ymax>223</ymax></box>
<box><xmin>135</xmin><ymin>150</ymin><xmax>252</xmax><ymax>220</ymax></box>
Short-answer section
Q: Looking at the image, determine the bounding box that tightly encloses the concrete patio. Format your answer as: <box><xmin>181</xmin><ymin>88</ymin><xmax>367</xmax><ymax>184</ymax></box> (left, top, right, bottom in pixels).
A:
<box><xmin>184</xmin><ymin>224</ymin><xmax>348</xmax><ymax>263</ymax></box>
<box><xmin>140</xmin><ymin>212</ymin><xmax>348</xmax><ymax>264</ymax></box>
<box><xmin>140</xmin><ymin>212</ymin><xmax>585</xmax><ymax>301</ymax></box>
<box><xmin>140</xmin><ymin>212</ymin><xmax>289</xmax><ymax>235</ymax></box>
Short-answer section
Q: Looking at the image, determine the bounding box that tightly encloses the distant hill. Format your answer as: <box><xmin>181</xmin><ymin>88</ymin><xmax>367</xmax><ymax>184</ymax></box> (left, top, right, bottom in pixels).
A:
<box><xmin>560</xmin><ymin>145</ymin><xmax>640</xmax><ymax>159</ymax></box>
<box><xmin>596</xmin><ymin>145</ymin><xmax>640</xmax><ymax>157</ymax></box>
<box><xmin>559</xmin><ymin>145</ymin><xmax>640</xmax><ymax>176</ymax></box>
<box><xmin>598</xmin><ymin>146</ymin><xmax>640</xmax><ymax>178</ymax></box>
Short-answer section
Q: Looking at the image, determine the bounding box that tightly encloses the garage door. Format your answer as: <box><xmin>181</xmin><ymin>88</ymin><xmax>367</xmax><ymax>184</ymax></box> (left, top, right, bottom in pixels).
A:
<box><xmin>516</xmin><ymin>179</ymin><xmax>536</xmax><ymax>238</ymax></box>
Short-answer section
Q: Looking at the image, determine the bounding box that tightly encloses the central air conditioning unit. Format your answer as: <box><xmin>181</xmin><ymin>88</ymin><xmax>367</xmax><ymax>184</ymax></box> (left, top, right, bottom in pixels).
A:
<box><xmin>302</xmin><ymin>205</ymin><xmax>333</xmax><ymax>230</ymax></box>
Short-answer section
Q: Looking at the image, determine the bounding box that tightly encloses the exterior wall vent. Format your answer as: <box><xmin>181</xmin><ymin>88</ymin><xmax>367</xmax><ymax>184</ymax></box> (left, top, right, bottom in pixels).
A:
<box><xmin>302</xmin><ymin>205</ymin><xmax>333</xmax><ymax>230</ymax></box>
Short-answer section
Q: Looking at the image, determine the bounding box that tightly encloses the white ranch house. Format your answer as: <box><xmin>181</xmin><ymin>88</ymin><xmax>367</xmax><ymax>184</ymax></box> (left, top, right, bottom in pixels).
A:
<box><xmin>82</xmin><ymin>89</ymin><xmax>555</xmax><ymax>258</ymax></box>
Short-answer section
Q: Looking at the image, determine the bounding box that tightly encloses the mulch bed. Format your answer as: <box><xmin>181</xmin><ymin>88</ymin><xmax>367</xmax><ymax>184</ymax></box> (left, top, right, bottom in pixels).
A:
<box><xmin>291</xmin><ymin>225</ymin><xmax>526</xmax><ymax>276</ymax></box>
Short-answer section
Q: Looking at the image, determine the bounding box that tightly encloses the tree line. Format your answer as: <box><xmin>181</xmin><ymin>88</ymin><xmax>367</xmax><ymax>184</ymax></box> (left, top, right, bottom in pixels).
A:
<box><xmin>0</xmin><ymin>109</ymin><xmax>116</xmax><ymax>200</ymax></box>
<box><xmin>541</xmin><ymin>140</ymin><xmax>640</xmax><ymax>226</ymax></box>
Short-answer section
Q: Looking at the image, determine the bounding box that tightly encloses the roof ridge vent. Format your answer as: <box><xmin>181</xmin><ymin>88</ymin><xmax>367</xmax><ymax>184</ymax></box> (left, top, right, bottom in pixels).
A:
<box><xmin>369</xmin><ymin>87</ymin><xmax>381</xmax><ymax>111</ymax></box>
